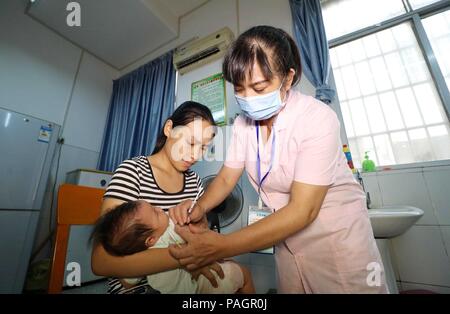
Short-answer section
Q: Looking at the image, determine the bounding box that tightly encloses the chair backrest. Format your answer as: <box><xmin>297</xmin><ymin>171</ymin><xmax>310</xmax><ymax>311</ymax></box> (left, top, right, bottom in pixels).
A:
<box><xmin>47</xmin><ymin>184</ymin><xmax>105</xmax><ymax>294</ymax></box>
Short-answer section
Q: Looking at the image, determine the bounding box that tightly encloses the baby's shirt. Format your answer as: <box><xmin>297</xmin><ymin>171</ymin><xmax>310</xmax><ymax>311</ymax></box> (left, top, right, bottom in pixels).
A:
<box><xmin>152</xmin><ymin>218</ymin><xmax>185</xmax><ymax>248</ymax></box>
<box><xmin>123</xmin><ymin>218</ymin><xmax>196</xmax><ymax>293</ymax></box>
<box><xmin>146</xmin><ymin>219</ymin><xmax>201</xmax><ymax>293</ymax></box>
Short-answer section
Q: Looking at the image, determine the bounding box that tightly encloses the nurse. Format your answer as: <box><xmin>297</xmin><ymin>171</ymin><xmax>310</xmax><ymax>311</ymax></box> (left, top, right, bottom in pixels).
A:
<box><xmin>169</xmin><ymin>25</ymin><xmax>388</xmax><ymax>293</ymax></box>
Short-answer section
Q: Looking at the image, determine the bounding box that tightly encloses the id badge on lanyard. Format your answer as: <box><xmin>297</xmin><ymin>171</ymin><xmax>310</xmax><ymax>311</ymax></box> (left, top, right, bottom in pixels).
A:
<box><xmin>247</xmin><ymin>122</ymin><xmax>275</xmax><ymax>255</ymax></box>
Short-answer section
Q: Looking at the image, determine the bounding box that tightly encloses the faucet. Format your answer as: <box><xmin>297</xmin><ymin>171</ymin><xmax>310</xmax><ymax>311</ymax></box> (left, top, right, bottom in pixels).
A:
<box><xmin>356</xmin><ymin>170</ymin><xmax>371</xmax><ymax>209</ymax></box>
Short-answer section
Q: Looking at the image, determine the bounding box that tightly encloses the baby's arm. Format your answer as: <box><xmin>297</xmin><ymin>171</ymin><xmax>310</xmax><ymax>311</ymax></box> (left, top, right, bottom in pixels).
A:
<box><xmin>196</xmin><ymin>261</ymin><xmax>254</xmax><ymax>294</ymax></box>
<box><xmin>234</xmin><ymin>263</ymin><xmax>255</xmax><ymax>294</ymax></box>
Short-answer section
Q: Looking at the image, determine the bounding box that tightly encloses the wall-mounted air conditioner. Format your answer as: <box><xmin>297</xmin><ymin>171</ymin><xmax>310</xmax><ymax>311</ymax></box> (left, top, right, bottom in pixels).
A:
<box><xmin>173</xmin><ymin>27</ymin><xmax>234</xmax><ymax>75</ymax></box>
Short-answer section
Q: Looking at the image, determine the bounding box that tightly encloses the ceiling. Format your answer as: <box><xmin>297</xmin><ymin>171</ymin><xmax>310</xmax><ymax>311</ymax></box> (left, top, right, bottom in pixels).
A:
<box><xmin>27</xmin><ymin>0</ymin><xmax>209</xmax><ymax>70</ymax></box>
<box><xmin>161</xmin><ymin>0</ymin><xmax>208</xmax><ymax>17</ymax></box>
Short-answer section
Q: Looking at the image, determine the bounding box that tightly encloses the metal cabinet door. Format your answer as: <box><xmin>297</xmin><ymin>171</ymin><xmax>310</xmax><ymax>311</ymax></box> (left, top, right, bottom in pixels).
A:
<box><xmin>0</xmin><ymin>210</ymin><xmax>39</xmax><ymax>293</ymax></box>
<box><xmin>0</xmin><ymin>110</ymin><xmax>54</xmax><ymax>210</ymax></box>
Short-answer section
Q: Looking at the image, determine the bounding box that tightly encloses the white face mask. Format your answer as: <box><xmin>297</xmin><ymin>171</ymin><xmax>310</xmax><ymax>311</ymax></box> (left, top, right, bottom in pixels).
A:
<box><xmin>234</xmin><ymin>79</ymin><xmax>285</xmax><ymax>121</ymax></box>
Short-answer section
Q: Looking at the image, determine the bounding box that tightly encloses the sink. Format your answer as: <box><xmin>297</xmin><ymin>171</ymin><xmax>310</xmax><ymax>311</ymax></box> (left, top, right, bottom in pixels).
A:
<box><xmin>368</xmin><ymin>206</ymin><xmax>424</xmax><ymax>294</ymax></box>
<box><xmin>368</xmin><ymin>206</ymin><xmax>424</xmax><ymax>238</ymax></box>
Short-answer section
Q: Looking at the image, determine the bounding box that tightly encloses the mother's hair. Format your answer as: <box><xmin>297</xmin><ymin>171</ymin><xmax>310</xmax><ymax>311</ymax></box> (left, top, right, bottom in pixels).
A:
<box><xmin>152</xmin><ymin>101</ymin><xmax>216</xmax><ymax>154</ymax></box>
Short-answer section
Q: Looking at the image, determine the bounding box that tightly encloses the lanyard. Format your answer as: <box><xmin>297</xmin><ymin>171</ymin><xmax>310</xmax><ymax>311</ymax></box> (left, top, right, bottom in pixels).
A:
<box><xmin>256</xmin><ymin>121</ymin><xmax>276</xmax><ymax>208</ymax></box>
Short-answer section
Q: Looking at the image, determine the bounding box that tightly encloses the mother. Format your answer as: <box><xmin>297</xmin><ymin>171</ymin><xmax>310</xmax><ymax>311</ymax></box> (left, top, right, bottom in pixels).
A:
<box><xmin>169</xmin><ymin>25</ymin><xmax>388</xmax><ymax>294</ymax></box>
<box><xmin>91</xmin><ymin>101</ymin><xmax>224</xmax><ymax>293</ymax></box>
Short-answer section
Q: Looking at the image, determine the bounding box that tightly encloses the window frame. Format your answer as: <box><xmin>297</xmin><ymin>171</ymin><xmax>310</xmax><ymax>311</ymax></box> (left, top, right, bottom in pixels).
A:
<box><xmin>326</xmin><ymin>0</ymin><xmax>450</xmax><ymax>168</ymax></box>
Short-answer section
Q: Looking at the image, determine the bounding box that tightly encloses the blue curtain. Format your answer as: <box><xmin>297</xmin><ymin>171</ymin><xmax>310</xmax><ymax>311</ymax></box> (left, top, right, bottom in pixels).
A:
<box><xmin>98</xmin><ymin>51</ymin><xmax>176</xmax><ymax>172</ymax></box>
<box><xmin>289</xmin><ymin>0</ymin><xmax>335</xmax><ymax>104</ymax></box>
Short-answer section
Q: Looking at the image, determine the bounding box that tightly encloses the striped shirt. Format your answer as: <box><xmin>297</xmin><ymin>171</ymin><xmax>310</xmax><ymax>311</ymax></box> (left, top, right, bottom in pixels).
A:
<box><xmin>103</xmin><ymin>155</ymin><xmax>204</xmax><ymax>294</ymax></box>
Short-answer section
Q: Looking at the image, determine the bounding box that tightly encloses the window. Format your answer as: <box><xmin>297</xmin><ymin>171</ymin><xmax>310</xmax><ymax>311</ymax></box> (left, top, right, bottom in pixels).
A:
<box><xmin>422</xmin><ymin>9</ymin><xmax>450</xmax><ymax>90</ymax></box>
<box><xmin>321</xmin><ymin>0</ymin><xmax>406</xmax><ymax>40</ymax></box>
<box><xmin>323</xmin><ymin>1</ymin><xmax>450</xmax><ymax>168</ymax></box>
<box><xmin>409</xmin><ymin>0</ymin><xmax>443</xmax><ymax>9</ymax></box>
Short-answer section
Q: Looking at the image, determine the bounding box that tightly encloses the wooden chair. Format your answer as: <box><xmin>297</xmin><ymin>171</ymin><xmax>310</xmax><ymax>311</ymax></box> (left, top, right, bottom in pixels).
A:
<box><xmin>47</xmin><ymin>184</ymin><xmax>105</xmax><ymax>294</ymax></box>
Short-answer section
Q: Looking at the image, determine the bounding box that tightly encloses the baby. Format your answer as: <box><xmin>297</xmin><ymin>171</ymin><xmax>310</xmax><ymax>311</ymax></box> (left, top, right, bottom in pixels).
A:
<box><xmin>91</xmin><ymin>200</ymin><xmax>254</xmax><ymax>294</ymax></box>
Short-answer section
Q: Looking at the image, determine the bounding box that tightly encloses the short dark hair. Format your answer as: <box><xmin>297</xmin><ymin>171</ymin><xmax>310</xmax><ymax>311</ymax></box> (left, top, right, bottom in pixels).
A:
<box><xmin>90</xmin><ymin>201</ymin><xmax>153</xmax><ymax>256</ymax></box>
<box><xmin>152</xmin><ymin>101</ymin><xmax>216</xmax><ymax>155</ymax></box>
<box><xmin>223</xmin><ymin>25</ymin><xmax>302</xmax><ymax>87</ymax></box>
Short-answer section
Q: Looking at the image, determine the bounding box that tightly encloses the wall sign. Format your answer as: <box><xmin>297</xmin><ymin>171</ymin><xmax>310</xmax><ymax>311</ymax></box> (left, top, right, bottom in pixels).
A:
<box><xmin>191</xmin><ymin>72</ymin><xmax>227</xmax><ymax>126</ymax></box>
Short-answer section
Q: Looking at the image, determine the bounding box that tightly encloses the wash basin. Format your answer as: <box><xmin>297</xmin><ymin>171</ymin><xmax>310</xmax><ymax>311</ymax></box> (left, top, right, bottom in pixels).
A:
<box><xmin>368</xmin><ymin>206</ymin><xmax>424</xmax><ymax>238</ymax></box>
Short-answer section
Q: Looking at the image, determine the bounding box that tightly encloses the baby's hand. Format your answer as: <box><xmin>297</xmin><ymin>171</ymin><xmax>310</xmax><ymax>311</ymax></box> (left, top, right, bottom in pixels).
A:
<box><xmin>169</xmin><ymin>199</ymin><xmax>193</xmax><ymax>225</ymax></box>
<box><xmin>186</xmin><ymin>202</ymin><xmax>206</xmax><ymax>224</ymax></box>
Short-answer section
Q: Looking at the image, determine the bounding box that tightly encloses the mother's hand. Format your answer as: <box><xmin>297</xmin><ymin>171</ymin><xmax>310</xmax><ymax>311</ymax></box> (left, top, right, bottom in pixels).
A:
<box><xmin>187</xmin><ymin>262</ymin><xmax>225</xmax><ymax>288</ymax></box>
<box><xmin>169</xmin><ymin>224</ymin><xmax>225</xmax><ymax>270</ymax></box>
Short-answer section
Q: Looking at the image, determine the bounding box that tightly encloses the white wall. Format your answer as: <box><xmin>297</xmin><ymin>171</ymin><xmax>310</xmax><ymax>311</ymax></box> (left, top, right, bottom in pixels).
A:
<box><xmin>120</xmin><ymin>0</ymin><xmax>316</xmax><ymax>97</ymax></box>
<box><xmin>0</xmin><ymin>0</ymin><xmax>118</xmax><ymax>262</ymax></box>
<box><xmin>362</xmin><ymin>165</ymin><xmax>450</xmax><ymax>293</ymax></box>
<box><xmin>62</xmin><ymin>52</ymin><xmax>117</xmax><ymax>152</ymax></box>
<box><xmin>0</xmin><ymin>1</ymin><xmax>80</xmax><ymax>125</ymax></box>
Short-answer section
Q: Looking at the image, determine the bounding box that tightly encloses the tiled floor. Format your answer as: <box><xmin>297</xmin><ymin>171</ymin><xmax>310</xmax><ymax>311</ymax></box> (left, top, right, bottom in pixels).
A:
<box><xmin>60</xmin><ymin>280</ymin><xmax>277</xmax><ymax>294</ymax></box>
<box><xmin>61</xmin><ymin>280</ymin><xmax>109</xmax><ymax>294</ymax></box>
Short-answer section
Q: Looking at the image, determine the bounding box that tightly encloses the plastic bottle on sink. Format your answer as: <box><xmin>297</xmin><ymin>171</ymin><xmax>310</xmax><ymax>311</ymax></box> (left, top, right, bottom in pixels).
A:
<box><xmin>362</xmin><ymin>151</ymin><xmax>376</xmax><ymax>172</ymax></box>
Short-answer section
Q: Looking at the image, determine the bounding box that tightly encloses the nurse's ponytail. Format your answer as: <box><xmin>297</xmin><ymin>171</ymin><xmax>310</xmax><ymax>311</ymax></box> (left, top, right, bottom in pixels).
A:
<box><xmin>285</xmin><ymin>32</ymin><xmax>302</xmax><ymax>84</ymax></box>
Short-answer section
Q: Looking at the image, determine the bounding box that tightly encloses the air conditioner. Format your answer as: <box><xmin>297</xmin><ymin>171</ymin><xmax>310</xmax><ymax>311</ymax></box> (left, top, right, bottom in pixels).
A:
<box><xmin>173</xmin><ymin>27</ymin><xmax>234</xmax><ymax>74</ymax></box>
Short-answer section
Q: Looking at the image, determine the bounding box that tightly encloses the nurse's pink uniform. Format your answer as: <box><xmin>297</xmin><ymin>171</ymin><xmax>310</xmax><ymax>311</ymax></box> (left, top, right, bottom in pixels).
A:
<box><xmin>225</xmin><ymin>90</ymin><xmax>388</xmax><ymax>293</ymax></box>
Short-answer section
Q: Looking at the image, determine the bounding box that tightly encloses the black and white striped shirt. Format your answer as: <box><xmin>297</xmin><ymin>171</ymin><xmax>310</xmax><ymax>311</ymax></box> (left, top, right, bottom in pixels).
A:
<box><xmin>103</xmin><ymin>155</ymin><xmax>204</xmax><ymax>294</ymax></box>
<box><xmin>104</xmin><ymin>155</ymin><xmax>204</xmax><ymax>209</ymax></box>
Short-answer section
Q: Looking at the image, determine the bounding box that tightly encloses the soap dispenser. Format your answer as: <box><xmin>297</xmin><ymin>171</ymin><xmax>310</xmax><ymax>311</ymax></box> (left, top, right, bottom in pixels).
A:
<box><xmin>362</xmin><ymin>151</ymin><xmax>376</xmax><ymax>172</ymax></box>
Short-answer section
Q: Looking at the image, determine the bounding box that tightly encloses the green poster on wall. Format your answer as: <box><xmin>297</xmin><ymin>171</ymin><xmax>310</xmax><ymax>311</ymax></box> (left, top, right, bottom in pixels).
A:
<box><xmin>191</xmin><ymin>72</ymin><xmax>227</xmax><ymax>126</ymax></box>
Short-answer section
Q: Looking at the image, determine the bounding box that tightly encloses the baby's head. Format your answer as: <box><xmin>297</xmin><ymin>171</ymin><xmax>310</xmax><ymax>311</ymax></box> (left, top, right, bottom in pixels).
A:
<box><xmin>91</xmin><ymin>200</ymin><xmax>169</xmax><ymax>256</ymax></box>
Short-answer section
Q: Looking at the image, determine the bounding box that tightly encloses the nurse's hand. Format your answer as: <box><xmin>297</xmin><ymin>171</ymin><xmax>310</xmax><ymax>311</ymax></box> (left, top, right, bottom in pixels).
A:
<box><xmin>192</xmin><ymin>213</ymin><xmax>209</xmax><ymax>230</ymax></box>
<box><xmin>168</xmin><ymin>199</ymin><xmax>205</xmax><ymax>225</ymax></box>
<box><xmin>169</xmin><ymin>224</ymin><xmax>224</xmax><ymax>270</ymax></box>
